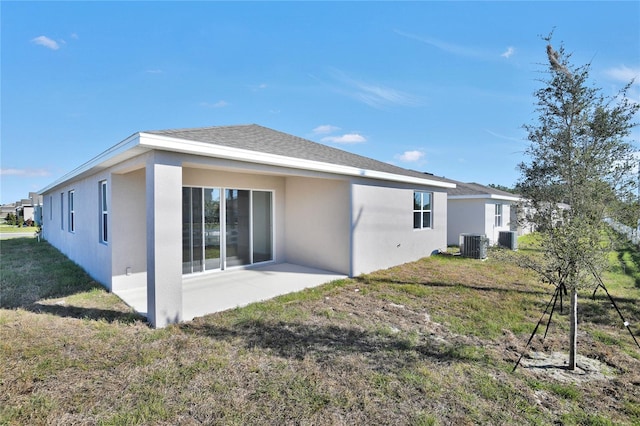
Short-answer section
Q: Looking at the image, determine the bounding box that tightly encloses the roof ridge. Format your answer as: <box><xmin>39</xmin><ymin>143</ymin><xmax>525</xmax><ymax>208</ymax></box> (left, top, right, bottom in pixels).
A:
<box><xmin>144</xmin><ymin>123</ymin><xmax>257</xmax><ymax>134</ymax></box>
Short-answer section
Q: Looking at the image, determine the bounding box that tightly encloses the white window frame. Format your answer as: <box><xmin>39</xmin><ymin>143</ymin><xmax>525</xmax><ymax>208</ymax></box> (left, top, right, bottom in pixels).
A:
<box><xmin>413</xmin><ymin>191</ymin><xmax>433</xmax><ymax>230</ymax></box>
<box><xmin>99</xmin><ymin>181</ymin><xmax>108</xmax><ymax>243</ymax></box>
<box><xmin>68</xmin><ymin>190</ymin><xmax>75</xmax><ymax>233</ymax></box>
<box><xmin>495</xmin><ymin>204</ymin><xmax>503</xmax><ymax>227</ymax></box>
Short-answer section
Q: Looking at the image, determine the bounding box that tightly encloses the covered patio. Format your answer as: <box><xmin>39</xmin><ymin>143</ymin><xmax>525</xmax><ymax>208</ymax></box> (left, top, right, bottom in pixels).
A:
<box><xmin>114</xmin><ymin>263</ymin><xmax>347</xmax><ymax>323</ymax></box>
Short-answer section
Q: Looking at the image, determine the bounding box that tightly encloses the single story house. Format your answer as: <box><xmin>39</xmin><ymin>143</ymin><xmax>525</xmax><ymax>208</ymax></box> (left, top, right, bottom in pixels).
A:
<box><xmin>15</xmin><ymin>199</ymin><xmax>34</xmax><ymax>223</ymax></box>
<box><xmin>39</xmin><ymin>124</ymin><xmax>455</xmax><ymax>327</ymax></box>
<box><xmin>1</xmin><ymin>203</ymin><xmax>16</xmax><ymax>218</ymax></box>
<box><xmin>445</xmin><ymin>180</ymin><xmax>521</xmax><ymax>246</ymax></box>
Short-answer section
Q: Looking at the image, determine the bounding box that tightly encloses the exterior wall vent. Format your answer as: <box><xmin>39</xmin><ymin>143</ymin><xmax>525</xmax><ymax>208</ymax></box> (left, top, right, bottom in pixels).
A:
<box><xmin>459</xmin><ymin>234</ymin><xmax>488</xmax><ymax>259</ymax></box>
<box><xmin>498</xmin><ymin>231</ymin><xmax>518</xmax><ymax>250</ymax></box>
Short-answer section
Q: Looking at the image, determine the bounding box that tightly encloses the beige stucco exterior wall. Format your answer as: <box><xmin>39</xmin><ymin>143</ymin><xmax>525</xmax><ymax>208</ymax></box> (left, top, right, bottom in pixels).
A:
<box><xmin>42</xmin><ymin>170</ymin><xmax>112</xmax><ymax>288</ymax></box>
<box><xmin>20</xmin><ymin>206</ymin><xmax>35</xmax><ymax>222</ymax></box>
<box><xmin>111</xmin><ymin>168</ymin><xmax>147</xmax><ymax>292</ymax></box>
<box><xmin>350</xmin><ymin>180</ymin><xmax>447</xmax><ymax>276</ymax></box>
<box><xmin>484</xmin><ymin>202</ymin><xmax>512</xmax><ymax>245</ymax></box>
<box><xmin>145</xmin><ymin>153</ymin><xmax>183</xmax><ymax>327</ymax></box>
<box><xmin>447</xmin><ymin>199</ymin><xmax>487</xmax><ymax>246</ymax></box>
<box><xmin>284</xmin><ymin>176</ymin><xmax>351</xmax><ymax>274</ymax></box>
<box><xmin>447</xmin><ymin>198</ymin><xmax>513</xmax><ymax>246</ymax></box>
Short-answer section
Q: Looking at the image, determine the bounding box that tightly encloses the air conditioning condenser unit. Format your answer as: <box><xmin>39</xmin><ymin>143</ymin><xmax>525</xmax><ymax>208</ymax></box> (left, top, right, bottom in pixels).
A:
<box><xmin>459</xmin><ymin>234</ymin><xmax>488</xmax><ymax>259</ymax></box>
<box><xmin>498</xmin><ymin>231</ymin><xmax>518</xmax><ymax>250</ymax></box>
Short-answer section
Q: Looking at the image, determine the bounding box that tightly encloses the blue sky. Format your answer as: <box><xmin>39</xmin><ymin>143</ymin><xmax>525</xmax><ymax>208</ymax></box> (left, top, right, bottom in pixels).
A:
<box><xmin>1</xmin><ymin>1</ymin><xmax>639</xmax><ymax>205</ymax></box>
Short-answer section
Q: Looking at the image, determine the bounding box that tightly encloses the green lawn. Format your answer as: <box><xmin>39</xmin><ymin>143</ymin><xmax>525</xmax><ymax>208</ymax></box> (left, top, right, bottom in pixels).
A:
<box><xmin>1</xmin><ymin>236</ymin><xmax>639</xmax><ymax>425</ymax></box>
<box><xmin>0</xmin><ymin>224</ymin><xmax>39</xmax><ymax>234</ymax></box>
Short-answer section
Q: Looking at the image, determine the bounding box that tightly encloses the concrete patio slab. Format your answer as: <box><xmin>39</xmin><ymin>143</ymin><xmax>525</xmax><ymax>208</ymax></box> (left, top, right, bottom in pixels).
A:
<box><xmin>114</xmin><ymin>263</ymin><xmax>347</xmax><ymax>323</ymax></box>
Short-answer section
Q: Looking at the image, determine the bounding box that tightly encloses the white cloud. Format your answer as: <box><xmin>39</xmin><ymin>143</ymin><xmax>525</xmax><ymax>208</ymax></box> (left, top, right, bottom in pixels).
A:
<box><xmin>321</xmin><ymin>133</ymin><xmax>366</xmax><ymax>144</ymax></box>
<box><xmin>200</xmin><ymin>100</ymin><xmax>228</xmax><ymax>108</ymax></box>
<box><xmin>501</xmin><ymin>47</ymin><xmax>515</xmax><ymax>58</ymax></box>
<box><xmin>31</xmin><ymin>36</ymin><xmax>60</xmax><ymax>50</ymax></box>
<box><xmin>605</xmin><ymin>65</ymin><xmax>640</xmax><ymax>84</ymax></box>
<box><xmin>0</xmin><ymin>168</ymin><xmax>51</xmax><ymax>177</ymax></box>
<box><xmin>312</xmin><ymin>125</ymin><xmax>340</xmax><ymax>135</ymax></box>
<box><xmin>395</xmin><ymin>150</ymin><xmax>425</xmax><ymax>162</ymax></box>
<box><xmin>70</xmin><ymin>33</ymin><xmax>79</xmax><ymax>39</ymax></box>
<box><xmin>485</xmin><ymin>129</ymin><xmax>525</xmax><ymax>143</ymax></box>
<box><xmin>394</xmin><ymin>29</ymin><xmax>481</xmax><ymax>58</ymax></box>
<box><xmin>328</xmin><ymin>68</ymin><xmax>421</xmax><ymax>109</ymax></box>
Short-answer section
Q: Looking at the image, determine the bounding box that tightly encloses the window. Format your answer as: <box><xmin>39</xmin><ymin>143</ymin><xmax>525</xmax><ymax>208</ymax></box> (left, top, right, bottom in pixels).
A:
<box><xmin>68</xmin><ymin>190</ymin><xmax>75</xmax><ymax>232</ymax></box>
<box><xmin>413</xmin><ymin>191</ymin><xmax>432</xmax><ymax>229</ymax></box>
<box><xmin>60</xmin><ymin>193</ymin><xmax>64</xmax><ymax>230</ymax></box>
<box><xmin>495</xmin><ymin>204</ymin><xmax>503</xmax><ymax>227</ymax></box>
<box><xmin>100</xmin><ymin>181</ymin><xmax>108</xmax><ymax>243</ymax></box>
<box><xmin>49</xmin><ymin>195</ymin><xmax>53</xmax><ymax>220</ymax></box>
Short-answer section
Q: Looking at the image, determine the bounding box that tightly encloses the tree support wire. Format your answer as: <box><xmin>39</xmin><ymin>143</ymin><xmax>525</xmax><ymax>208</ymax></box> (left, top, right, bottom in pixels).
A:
<box><xmin>589</xmin><ymin>267</ymin><xmax>640</xmax><ymax>350</ymax></box>
<box><xmin>512</xmin><ymin>286</ymin><xmax>560</xmax><ymax>372</ymax></box>
<box><xmin>513</xmin><ymin>272</ymin><xmax>640</xmax><ymax>373</ymax></box>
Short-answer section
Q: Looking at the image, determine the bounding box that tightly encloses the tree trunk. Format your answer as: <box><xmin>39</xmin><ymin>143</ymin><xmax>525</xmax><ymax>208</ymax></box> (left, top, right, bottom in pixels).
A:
<box><xmin>568</xmin><ymin>287</ymin><xmax>578</xmax><ymax>370</ymax></box>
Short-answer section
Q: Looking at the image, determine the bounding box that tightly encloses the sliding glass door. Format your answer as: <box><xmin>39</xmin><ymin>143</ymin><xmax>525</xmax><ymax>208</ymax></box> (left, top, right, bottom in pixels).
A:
<box><xmin>182</xmin><ymin>187</ymin><xmax>273</xmax><ymax>275</ymax></box>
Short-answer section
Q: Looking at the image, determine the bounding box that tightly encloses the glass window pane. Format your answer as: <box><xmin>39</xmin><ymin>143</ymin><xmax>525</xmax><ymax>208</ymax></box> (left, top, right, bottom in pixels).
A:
<box><xmin>226</xmin><ymin>189</ymin><xmax>250</xmax><ymax>267</ymax></box>
<box><xmin>191</xmin><ymin>188</ymin><xmax>203</xmax><ymax>272</ymax></box>
<box><xmin>414</xmin><ymin>212</ymin><xmax>421</xmax><ymax>229</ymax></box>
<box><xmin>422</xmin><ymin>193</ymin><xmax>431</xmax><ymax>211</ymax></box>
<box><xmin>252</xmin><ymin>191</ymin><xmax>273</xmax><ymax>263</ymax></box>
<box><xmin>182</xmin><ymin>187</ymin><xmax>192</xmax><ymax>274</ymax></box>
<box><xmin>204</xmin><ymin>188</ymin><xmax>221</xmax><ymax>270</ymax></box>
<box><xmin>414</xmin><ymin>192</ymin><xmax>421</xmax><ymax>210</ymax></box>
<box><xmin>103</xmin><ymin>213</ymin><xmax>108</xmax><ymax>243</ymax></box>
<box><xmin>102</xmin><ymin>182</ymin><xmax>107</xmax><ymax>211</ymax></box>
<box><xmin>423</xmin><ymin>212</ymin><xmax>432</xmax><ymax>228</ymax></box>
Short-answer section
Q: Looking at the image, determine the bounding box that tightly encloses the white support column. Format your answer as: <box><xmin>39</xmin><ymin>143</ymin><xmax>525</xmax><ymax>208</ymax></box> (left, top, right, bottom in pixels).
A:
<box><xmin>146</xmin><ymin>153</ymin><xmax>183</xmax><ymax>328</ymax></box>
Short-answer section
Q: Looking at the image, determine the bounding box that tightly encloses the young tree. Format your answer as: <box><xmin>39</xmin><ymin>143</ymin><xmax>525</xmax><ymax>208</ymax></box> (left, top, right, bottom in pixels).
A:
<box><xmin>518</xmin><ymin>36</ymin><xmax>639</xmax><ymax>370</ymax></box>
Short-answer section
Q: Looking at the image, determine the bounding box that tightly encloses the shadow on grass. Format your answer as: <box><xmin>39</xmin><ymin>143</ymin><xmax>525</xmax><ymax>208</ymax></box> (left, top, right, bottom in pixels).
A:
<box><xmin>355</xmin><ymin>274</ymin><xmax>550</xmax><ymax>298</ymax></box>
<box><xmin>30</xmin><ymin>303</ymin><xmax>143</xmax><ymax>323</ymax></box>
<box><xmin>617</xmin><ymin>246</ymin><xmax>640</xmax><ymax>288</ymax></box>
<box><xmin>578</xmin><ymin>291</ymin><xmax>640</xmax><ymax>333</ymax></box>
<box><xmin>182</xmin><ymin>318</ymin><xmax>483</xmax><ymax>369</ymax></box>
<box><xmin>0</xmin><ymin>238</ymin><xmax>143</xmax><ymax>324</ymax></box>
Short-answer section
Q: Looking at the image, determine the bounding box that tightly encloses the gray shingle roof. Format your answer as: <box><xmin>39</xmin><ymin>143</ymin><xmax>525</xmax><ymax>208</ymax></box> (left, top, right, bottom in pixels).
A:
<box><xmin>145</xmin><ymin>124</ymin><xmax>449</xmax><ymax>183</ymax></box>
<box><xmin>445</xmin><ymin>179</ymin><xmax>519</xmax><ymax>198</ymax></box>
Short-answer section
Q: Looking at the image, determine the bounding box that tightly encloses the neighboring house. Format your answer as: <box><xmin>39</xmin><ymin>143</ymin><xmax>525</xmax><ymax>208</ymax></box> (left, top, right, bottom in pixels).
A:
<box><xmin>1</xmin><ymin>203</ymin><xmax>16</xmax><ymax>219</ymax></box>
<box><xmin>15</xmin><ymin>199</ymin><xmax>34</xmax><ymax>223</ymax></box>
<box><xmin>29</xmin><ymin>192</ymin><xmax>44</xmax><ymax>226</ymax></box>
<box><xmin>39</xmin><ymin>124</ymin><xmax>455</xmax><ymax>327</ymax></box>
<box><xmin>445</xmin><ymin>181</ymin><xmax>521</xmax><ymax>246</ymax></box>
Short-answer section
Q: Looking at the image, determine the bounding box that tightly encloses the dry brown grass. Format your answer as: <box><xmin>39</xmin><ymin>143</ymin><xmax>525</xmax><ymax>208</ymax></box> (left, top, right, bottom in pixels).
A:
<box><xmin>1</xmin><ymin>238</ymin><xmax>639</xmax><ymax>425</ymax></box>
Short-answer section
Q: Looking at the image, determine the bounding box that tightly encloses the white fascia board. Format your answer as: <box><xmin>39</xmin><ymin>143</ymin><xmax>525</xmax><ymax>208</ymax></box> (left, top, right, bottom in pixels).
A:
<box><xmin>38</xmin><ymin>133</ymin><xmax>143</xmax><ymax>194</ymax></box>
<box><xmin>139</xmin><ymin>133</ymin><xmax>456</xmax><ymax>189</ymax></box>
<box><xmin>448</xmin><ymin>194</ymin><xmax>521</xmax><ymax>202</ymax></box>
